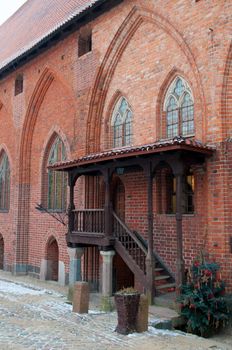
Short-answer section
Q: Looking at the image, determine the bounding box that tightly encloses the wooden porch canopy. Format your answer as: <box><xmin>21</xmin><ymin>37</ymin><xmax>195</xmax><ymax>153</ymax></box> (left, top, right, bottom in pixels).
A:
<box><xmin>49</xmin><ymin>136</ymin><xmax>214</xmax><ymax>296</ymax></box>
<box><xmin>49</xmin><ymin>137</ymin><xmax>214</xmax><ymax>176</ymax></box>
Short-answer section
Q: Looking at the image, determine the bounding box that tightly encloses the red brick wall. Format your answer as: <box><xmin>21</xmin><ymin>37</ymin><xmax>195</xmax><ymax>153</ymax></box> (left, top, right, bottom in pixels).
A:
<box><xmin>119</xmin><ymin>167</ymin><xmax>207</xmax><ymax>275</ymax></box>
<box><xmin>0</xmin><ymin>0</ymin><xmax>231</xmax><ymax>289</ymax></box>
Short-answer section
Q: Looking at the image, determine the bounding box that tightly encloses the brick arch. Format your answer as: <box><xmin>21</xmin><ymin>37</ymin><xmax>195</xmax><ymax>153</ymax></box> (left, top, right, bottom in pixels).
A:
<box><xmin>86</xmin><ymin>5</ymin><xmax>206</xmax><ymax>153</ymax></box>
<box><xmin>15</xmin><ymin>67</ymin><xmax>74</xmax><ymax>271</ymax></box>
<box><xmin>41</xmin><ymin>126</ymin><xmax>71</xmax><ymax>164</ymax></box>
<box><xmin>221</xmin><ymin>41</ymin><xmax>232</xmax><ymax>139</ymax></box>
<box><xmin>15</xmin><ymin>68</ymin><xmax>54</xmax><ymax>270</ymax></box>
<box><xmin>0</xmin><ymin>144</ymin><xmax>12</xmax><ymax>169</ymax></box>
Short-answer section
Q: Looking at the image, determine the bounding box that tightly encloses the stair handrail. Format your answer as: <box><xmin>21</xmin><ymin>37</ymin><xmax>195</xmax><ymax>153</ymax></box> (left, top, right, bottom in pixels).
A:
<box><xmin>113</xmin><ymin>211</ymin><xmax>147</xmax><ymax>255</ymax></box>
<box><xmin>133</xmin><ymin>229</ymin><xmax>175</xmax><ymax>281</ymax></box>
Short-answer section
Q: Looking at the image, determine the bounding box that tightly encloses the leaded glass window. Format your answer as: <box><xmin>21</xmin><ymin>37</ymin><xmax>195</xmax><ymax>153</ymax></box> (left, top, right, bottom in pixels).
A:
<box><xmin>47</xmin><ymin>137</ymin><xmax>67</xmax><ymax>211</ymax></box>
<box><xmin>112</xmin><ymin>97</ymin><xmax>132</xmax><ymax>148</ymax></box>
<box><xmin>167</xmin><ymin>171</ymin><xmax>194</xmax><ymax>214</ymax></box>
<box><xmin>181</xmin><ymin>93</ymin><xmax>194</xmax><ymax>136</ymax></box>
<box><xmin>113</xmin><ymin>113</ymin><xmax>123</xmax><ymax>148</ymax></box>
<box><xmin>164</xmin><ymin>77</ymin><xmax>194</xmax><ymax>138</ymax></box>
<box><xmin>0</xmin><ymin>153</ymin><xmax>10</xmax><ymax>211</ymax></box>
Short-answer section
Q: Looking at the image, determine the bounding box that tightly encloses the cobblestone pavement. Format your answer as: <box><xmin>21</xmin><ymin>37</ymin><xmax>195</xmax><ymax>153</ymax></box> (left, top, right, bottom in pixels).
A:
<box><xmin>0</xmin><ymin>272</ymin><xmax>231</xmax><ymax>350</ymax></box>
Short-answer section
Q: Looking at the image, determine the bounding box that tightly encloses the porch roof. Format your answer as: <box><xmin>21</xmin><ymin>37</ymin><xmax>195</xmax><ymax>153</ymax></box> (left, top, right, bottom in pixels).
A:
<box><xmin>49</xmin><ymin>137</ymin><xmax>215</xmax><ymax>171</ymax></box>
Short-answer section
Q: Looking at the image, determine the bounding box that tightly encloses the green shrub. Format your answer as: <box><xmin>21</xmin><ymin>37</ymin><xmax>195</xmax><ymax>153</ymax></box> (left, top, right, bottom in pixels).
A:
<box><xmin>177</xmin><ymin>256</ymin><xmax>231</xmax><ymax>337</ymax></box>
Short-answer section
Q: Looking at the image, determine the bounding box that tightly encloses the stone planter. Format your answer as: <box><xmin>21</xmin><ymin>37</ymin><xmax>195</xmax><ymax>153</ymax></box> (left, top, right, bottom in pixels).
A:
<box><xmin>114</xmin><ymin>292</ymin><xmax>140</xmax><ymax>335</ymax></box>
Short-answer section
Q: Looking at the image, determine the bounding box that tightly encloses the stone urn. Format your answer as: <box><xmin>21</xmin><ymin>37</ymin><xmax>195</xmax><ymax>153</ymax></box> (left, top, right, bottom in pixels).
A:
<box><xmin>114</xmin><ymin>288</ymin><xmax>140</xmax><ymax>335</ymax></box>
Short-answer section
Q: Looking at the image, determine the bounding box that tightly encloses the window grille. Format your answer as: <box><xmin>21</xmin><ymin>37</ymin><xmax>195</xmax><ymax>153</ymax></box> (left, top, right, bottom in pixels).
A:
<box><xmin>164</xmin><ymin>77</ymin><xmax>194</xmax><ymax>138</ymax></box>
<box><xmin>0</xmin><ymin>153</ymin><xmax>10</xmax><ymax>211</ymax></box>
<box><xmin>47</xmin><ymin>137</ymin><xmax>67</xmax><ymax>211</ymax></box>
<box><xmin>167</xmin><ymin>172</ymin><xmax>194</xmax><ymax>214</ymax></box>
<box><xmin>112</xmin><ymin>97</ymin><xmax>132</xmax><ymax>148</ymax></box>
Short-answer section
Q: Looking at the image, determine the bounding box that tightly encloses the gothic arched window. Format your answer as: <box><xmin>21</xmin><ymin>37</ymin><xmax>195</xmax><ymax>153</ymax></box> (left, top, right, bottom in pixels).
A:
<box><xmin>0</xmin><ymin>152</ymin><xmax>10</xmax><ymax>211</ymax></box>
<box><xmin>111</xmin><ymin>97</ymin><xmax>133</xmax><ymax>148</ymax></box>
<box><xmin>164</xmin><ymin>77</ymin><xmax>194</xmax><ymax>138</ymax></box>
<box><xmin>47</xmin><ymin>137</ymin><xmax>67</xmax><ymax>211</ymax></box>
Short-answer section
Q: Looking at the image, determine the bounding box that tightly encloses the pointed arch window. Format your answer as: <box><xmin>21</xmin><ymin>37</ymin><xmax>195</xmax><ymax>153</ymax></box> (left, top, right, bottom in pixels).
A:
<box><xmin>0</xmin><ymin>152</ymin><xmax>10</xmax><ymax>211</ymax></box>
<box><xmin>47</xmin><ymin>137</ymin><xmax>67</xmax><ymax>211</ymax></box>
<box><xmin>164</xmin><ymin>77</ymin><xmax>194</xmax><ymax>138</ymax></box>
<box><xmin>112</xmin><ymin>97</ymin><xmax>133</xmax><ymax>148</ymax></box>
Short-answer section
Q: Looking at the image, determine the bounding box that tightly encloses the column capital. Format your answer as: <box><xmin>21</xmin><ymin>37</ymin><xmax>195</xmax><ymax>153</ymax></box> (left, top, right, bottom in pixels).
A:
<box><xmin>100</xmin><ymin>250</ymin><xmax>115</xmax><ymax>261</ymax></box>
<box><xmin>68</xmin><ymin>247</ymin><xmax>84</xmax><ymax>259</ymax></box>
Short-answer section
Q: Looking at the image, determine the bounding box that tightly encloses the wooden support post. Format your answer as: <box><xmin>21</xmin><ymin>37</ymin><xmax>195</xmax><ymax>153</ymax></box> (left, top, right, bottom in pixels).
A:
<box><xmin>68</xmin><ymin>172</ymin><xmax>76</xmax><ymax>234</ymax></box>
<box><xmin>103</xmin><ymin>169</ymin><xmax>113</xmax><ymax>238</ymax></box>
<box><xmin>145</xmin><ymin>162</ymin><xmax>155</xmax><ymax>304</ymax></box>
<box><xmin>175</xmin><ymin>170</ymin><xmax>185</xmax><ymax>294</ymax></box>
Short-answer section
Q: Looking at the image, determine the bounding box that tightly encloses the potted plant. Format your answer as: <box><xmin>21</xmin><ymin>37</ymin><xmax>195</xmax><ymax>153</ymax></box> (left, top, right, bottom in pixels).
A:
<box><xmin>114</xmin><ymin>287</ymin><xmax>140</xmax><ymax>335</ymax></box>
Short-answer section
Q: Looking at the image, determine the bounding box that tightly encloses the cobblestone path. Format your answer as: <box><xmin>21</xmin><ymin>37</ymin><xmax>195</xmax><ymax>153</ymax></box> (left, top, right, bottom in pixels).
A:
<box><xmin>0</xmin><ymin>275</ymin><xmax>231</xmax><ymax>350</ymax></box>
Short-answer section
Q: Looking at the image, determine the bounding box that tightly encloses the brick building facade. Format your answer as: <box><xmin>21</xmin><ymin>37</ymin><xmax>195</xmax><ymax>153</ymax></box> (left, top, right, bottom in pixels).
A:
<box><xmin>0</xmin><ymin>0</ymin><xmax>231</xmax><ymax>298</ymax></box>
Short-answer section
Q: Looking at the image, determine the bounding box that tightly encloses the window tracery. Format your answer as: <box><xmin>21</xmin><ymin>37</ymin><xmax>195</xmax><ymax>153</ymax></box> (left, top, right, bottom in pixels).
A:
<box><xmin>47</xmin><ymin>137</ymin><xmax>67</xmax><ymax>211</ymax></box>
<box><xmin>111</xmin><ymin>97</ymin><xmax>132</xmax><ymax>148</ymax></box>
<box><xmin>0</xmin><ymin>152</ymin><xmax>10</xmax><ymax>211</ymax></box>
<box><xmin>164</xmin><ymin>77</ymin><xmax>194</xmax><ymax>138</ymax></box>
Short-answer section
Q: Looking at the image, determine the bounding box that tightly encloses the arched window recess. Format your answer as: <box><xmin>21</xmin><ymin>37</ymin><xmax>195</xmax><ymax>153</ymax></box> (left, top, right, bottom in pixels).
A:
<box><xmin>0</xmin><ymin>152</ymin><xmax>10</xmax><ymax>211</ymax></box>
<box><xmin>39</xmin><ymin>135</ymin><xmax>67</xmax><ymax>212</ymax></box>
<box><xmin>164</xmin><ymin>77</ymin><xmax>194</xmax><ymax>139</ymax></box>
<box><xmin>111</xmin><ymin>97</ymin><xmax>133</xmax><ymax>148</ymax></box>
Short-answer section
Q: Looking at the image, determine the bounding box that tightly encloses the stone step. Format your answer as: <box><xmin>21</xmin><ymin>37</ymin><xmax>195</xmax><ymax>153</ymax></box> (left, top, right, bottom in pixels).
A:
<box><xmin>156</xmin><ymin>282</ymin><xmax>176</xmax><ymax>290</ymax></box>
<box><xmin>155</xmin><ymin>275</ymin><xmax>170</xmax><ymax>281</ymax></box>
<box><xmin>155</xmin><ymin>267</ymin><xmax>164</xmax><ymax>272</ymax></box>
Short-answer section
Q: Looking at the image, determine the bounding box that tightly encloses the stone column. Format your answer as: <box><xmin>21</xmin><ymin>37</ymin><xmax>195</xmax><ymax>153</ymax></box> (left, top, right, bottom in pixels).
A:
<box><xmin>68</xmin><ymin>247</ymin><xmax>84</xmax><ymax>301</ymax></box>
<box><xmin>100</xmin><ymin>250</ymin><xmax>115</xmax><ymax>296</ymax></box>
<box><xmin>100</xmin><ymin>250</ymin><xmax>115</xmax><ymax>311</ymax></box>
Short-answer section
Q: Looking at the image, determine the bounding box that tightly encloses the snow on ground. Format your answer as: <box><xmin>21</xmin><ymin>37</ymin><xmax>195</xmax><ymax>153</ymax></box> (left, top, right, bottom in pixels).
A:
<box><xmin>0</xmin><ymin>278</ymin><xmax>230</xmax><ymax>350</ymax></box>
<box><xmin>0</xmin><ymin>280</ymin><xmax>48</xmax><ymax>295</ymax></box>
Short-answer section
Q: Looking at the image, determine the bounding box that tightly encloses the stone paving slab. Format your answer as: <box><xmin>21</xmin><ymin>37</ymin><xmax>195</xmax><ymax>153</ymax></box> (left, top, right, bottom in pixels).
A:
<box><xmin>0</xmin><ymin>271</ymin><xmax>231</xmax><ymax>350</ymax></box>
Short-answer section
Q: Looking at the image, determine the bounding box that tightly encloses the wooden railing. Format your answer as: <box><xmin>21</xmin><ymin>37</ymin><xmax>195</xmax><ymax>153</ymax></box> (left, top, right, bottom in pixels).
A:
<box><xmin>113</xmin><ymin>212</ymin><xmax>147</xmax><ymax>273</ymax></box>
<box><xmin>73</xmin><ymin>209</ymin><xmax>105</xmax><ymax>234</ymax></box>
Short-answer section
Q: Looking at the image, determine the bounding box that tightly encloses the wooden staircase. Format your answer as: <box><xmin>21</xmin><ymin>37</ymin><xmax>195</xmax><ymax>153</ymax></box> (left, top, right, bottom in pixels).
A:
<box><xmin>113</xmin><ymin>212</ymin><xmax>175</xmax><ymax>295</ymax></box>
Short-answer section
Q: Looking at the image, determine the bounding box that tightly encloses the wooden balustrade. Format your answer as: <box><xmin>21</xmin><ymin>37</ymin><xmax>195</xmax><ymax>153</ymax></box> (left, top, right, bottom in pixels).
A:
<box><xmin>73</xmin><ymin>209</ymin><xmax>105</xmax><ymax>234</ymax></box>
<box><xmin>113</xmin><ymin>212</ymin><xmax>146</xmax><ymax>273</ymax></box>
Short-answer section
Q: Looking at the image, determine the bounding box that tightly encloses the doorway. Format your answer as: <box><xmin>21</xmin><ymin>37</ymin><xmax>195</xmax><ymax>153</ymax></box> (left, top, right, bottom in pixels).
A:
<box><xmin>46</xmin><ymin>237</ymin><xmax>59</xmax><ymax>281</ymax></box>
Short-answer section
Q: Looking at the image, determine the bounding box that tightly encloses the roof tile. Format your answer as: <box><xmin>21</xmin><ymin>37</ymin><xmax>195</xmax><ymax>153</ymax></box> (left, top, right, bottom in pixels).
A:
<box><xmin>0</xmin><ymin>0</ymin><xmax>100</xmax><ymax>72</ymax></box>
<box><xmin>49</xmin><ymin>138</ymin><xmax>215</xmax><ymax>170</ymax></box>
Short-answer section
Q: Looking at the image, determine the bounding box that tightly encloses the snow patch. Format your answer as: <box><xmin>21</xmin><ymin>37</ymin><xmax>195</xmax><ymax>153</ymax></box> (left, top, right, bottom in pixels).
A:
<box><xmin>0</xmin><ymin>280</ymin><xmax>50</xmax><ymax>296</ymax></box>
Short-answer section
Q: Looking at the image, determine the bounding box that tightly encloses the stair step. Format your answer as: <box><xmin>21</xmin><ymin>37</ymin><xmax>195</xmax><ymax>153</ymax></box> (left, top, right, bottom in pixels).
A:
<box><xmin>156</xmin><ymin>283</ymin><xmax>176</xmax><ymax>290</ymax></box>
<box><xmin>155</xmin><ymin>275</ymin><xmax>170</xmax><ymax>281</ymax></box>
<box><xmin>155</xmin><ymin>268</ymin><xmax>164</xmax><ymax>272</ymax></box>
